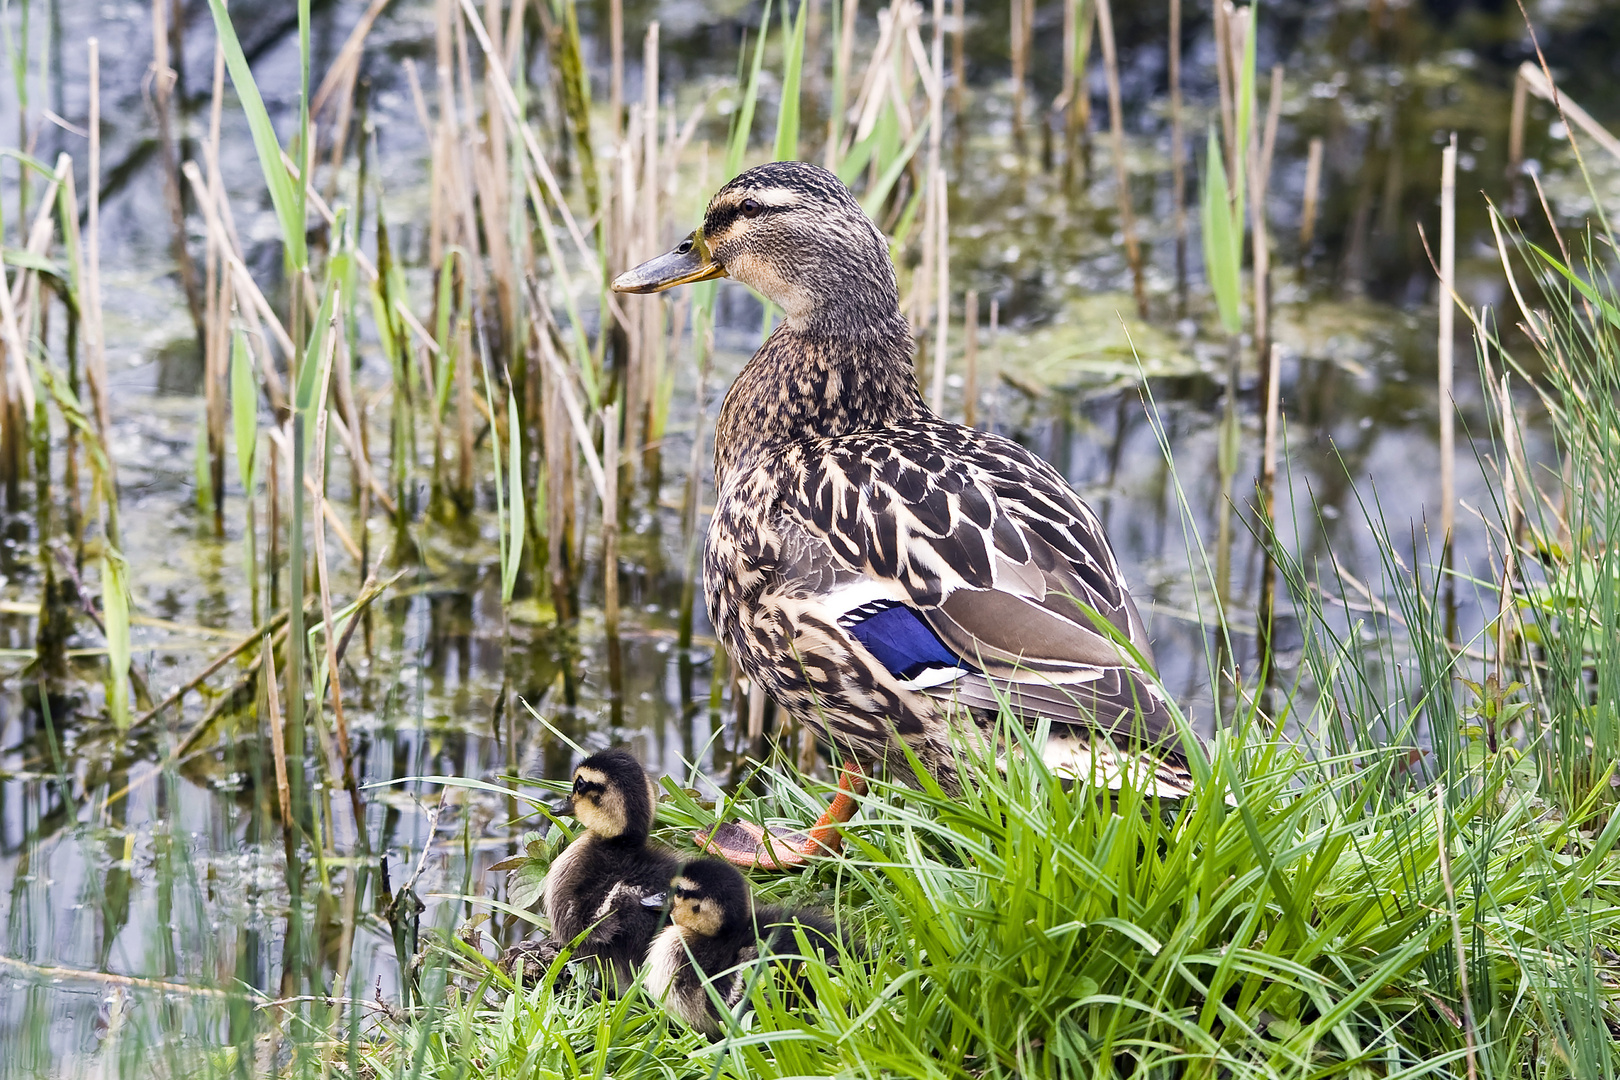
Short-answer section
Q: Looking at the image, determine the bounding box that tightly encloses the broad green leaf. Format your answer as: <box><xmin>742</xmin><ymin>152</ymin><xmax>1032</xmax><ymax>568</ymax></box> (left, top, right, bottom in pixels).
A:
<box><xmin>205</xmin><ymin>0</ymin><xmax>307</xmax><ymax>270</ymax></box>
<box><xmin>507</xmin><ymin>861</ymin><xmax>547</xmax><ymax>912</ymax></box>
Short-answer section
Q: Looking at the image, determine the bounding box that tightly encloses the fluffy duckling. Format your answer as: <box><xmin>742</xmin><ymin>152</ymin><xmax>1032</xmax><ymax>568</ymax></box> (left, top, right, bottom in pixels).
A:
<box><xmin>645</xmin><ymin>857</ymin><xmax>853</xmax><ymax>1035</ymax></box>
<box><xmin>542</xmin><ymin>748</ymin><xmax>679</xmax><ymax>993</ymax></box>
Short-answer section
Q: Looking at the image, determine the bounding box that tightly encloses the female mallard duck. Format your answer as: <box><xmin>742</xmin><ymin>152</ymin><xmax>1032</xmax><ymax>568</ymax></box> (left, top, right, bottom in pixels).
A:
<box><xmin>645</xmin><ymin>857</ymin><xmax>852</xmax><ymax>1035</ymax></box>
<box><xmin>536</xmin><ymin>748</ymin><xmax>680</xmax><ymax>992</ymax></box>
<box><xmin>613</xmin><ymin>161</ymin><xmax>1195</xmax><ymax>870</ymax></box>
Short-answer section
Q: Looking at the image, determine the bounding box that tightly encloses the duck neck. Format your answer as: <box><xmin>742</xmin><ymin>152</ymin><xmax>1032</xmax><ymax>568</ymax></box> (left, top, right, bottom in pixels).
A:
<box><xmin>713</xmin><ymin>310</ymin><xmax>924</xmax><ymax>485</ymax></box>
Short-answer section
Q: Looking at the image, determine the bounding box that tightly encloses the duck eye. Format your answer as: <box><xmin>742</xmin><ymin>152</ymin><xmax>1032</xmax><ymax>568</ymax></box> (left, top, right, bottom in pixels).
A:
<box><xmin>740</xmin><ymin>197</ymin><xmax>762</xmax><ymax>218</ymax></box>
<box><xmin>676</xmin><ymin>236</ymin><xmax>693</xmax><ymax>255</ymax></box>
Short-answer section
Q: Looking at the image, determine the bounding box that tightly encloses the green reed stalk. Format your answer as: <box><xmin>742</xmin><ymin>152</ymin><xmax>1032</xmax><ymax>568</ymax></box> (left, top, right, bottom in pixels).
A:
<box><xmin>231</xmin><ymin>332</ymin><xmax>260</xmax><ymax>625</ymax></box>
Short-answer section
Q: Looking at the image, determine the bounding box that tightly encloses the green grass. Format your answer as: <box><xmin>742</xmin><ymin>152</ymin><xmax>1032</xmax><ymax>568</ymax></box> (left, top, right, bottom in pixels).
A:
<box><xmin>357</xmin><ymin>706</ymin><xmax>1620</xmax><ymax>1079</ymax></box>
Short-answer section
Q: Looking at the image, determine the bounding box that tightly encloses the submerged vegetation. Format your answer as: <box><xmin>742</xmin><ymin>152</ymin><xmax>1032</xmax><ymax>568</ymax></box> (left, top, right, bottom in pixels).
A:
<box><xmin>0</xmin><ymin>0</ymin><xmax>1617</xmax><ymax>1076</ymax></box>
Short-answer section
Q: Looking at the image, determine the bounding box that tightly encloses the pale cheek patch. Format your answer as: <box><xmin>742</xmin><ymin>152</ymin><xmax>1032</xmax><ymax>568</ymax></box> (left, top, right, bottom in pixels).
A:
<box><xmin>723</xmin><ymin>251</ymin><xmax>816</xmax><ymax>321</ymax></box>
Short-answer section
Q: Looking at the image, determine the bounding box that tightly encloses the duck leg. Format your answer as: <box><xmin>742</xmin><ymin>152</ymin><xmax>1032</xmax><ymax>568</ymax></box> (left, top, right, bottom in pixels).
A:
<box><xmin>696</xmin><ymin>762</ymin><xmax>868</xmax><ymax>870</ymax></box>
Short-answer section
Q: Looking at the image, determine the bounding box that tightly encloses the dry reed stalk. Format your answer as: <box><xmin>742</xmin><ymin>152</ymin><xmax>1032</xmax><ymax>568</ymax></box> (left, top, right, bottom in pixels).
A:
<box><xmin>986</xmin><ymin>297</ymin><xmax>999</xmax><ymax>429</ymax></box>
<box><xmin>951</xmin><ymin>0</ymin><xmax>965</xmax><ymax>125</ymax></box>
<box><xmin>1010</xmin><ymin>0</ymin><xmax>1030</xmax><ymax>154</ymax></box>
<box><xmin>1169</xmin><ymin>0</ymin><xmax>1186</xmax><ymax>305</ymax></box>
<box><xmin>829</xmin><ymin>0</ymin><xmax>859</xmax><ymax>170</ymax></box>
<box><xmin>263</xmin><ymin>639</ymin><xmax>293</xmax><ymax>825</ymax></box>
<box><xmin>314</xmin><ymin>0</ymin><xmax>392</xmax><ymax>198</ymax></box>
<box><xmin>611</xmin><ymin>0</ymin><xmax>625</xmax><ymax>138</ymax></box>
<box><xmin>1515</xmin><ymin>61</ymin><xmax>1620</xmax><ymax>165</ymax></box>
<box><xmin>263</xmin><ymin>427</ymin><xmax>365</xmax><ymax>563</ymax></box>
<box><xmin>450</xmin><ymin>5</ymin><xmax>490</xmax><ymax>304</ymax></box>
<box><xmin>185</xmin><ymin>164</ymin><xmax>289</xmax><ymax>408</ymax></box>
<box><xmin>1213</xmin><ymin>2</ymin><xmax>1235</xmax><ymax>178</ymax></box>
<box><xmin>930</xmin><ymin>176</ymin><xmax>950</xmax><ymax>415</ymax></box>
<box><xmin>459</xmin><ymin>0</ymin><xmax>600</xmax><ymax>276</ymax></box>
<box><xmin>929</xmin><ymin>0</ymin><xmax>945</xmax><ymax>177</ymax></box>
<box><xmin>1094</xmin><ymin>0</ymin><xmax>1146</xmax><ymax>317</ymax></box>
<box><xmin>1056</xmin><ymin>0</ymin><xmax>1075</xmax><ymax>162</ymax></box>
<box><xmin>11</xmin><ymin>161</ymin><xmax>66</xmax><ymax>317</ymax></box>
<box><xmin>602</xmin><ymin>401</ymin><xmax>620</xmax><ymax>636</ymax></box>
<box><xmin>1300</xmin><ymin>136</ymin><xmax>1323</xmax><ymax>250</ymax></box>
<box><xmin>151</xmin><ymin>0</ymin><xmax>205</xmax><ymax>343</ymax></box>
<box><xmin>541</xmin><ymin>324</ymin><xmax>574</xmax><ymax>619</ymax></box>
<box><xmin>87</xmin><ymin>42</ymin><xmax>110</xmax><ymax>469</ymax></box>
<box><xmin>639</xmin><ymin>24</ymin><xmax>661</xmax><ymax>463</ymax></box>
<box><xmin>1483</xmin><ymin>328</ymin><xmax>1523</xmax><ymax>709</ymax></box>
<box><xmin>962</xmin><ymin>288</ymin><xmax>978</xmax><ymax>426</ymax></box>
<box><xmin>455</xmin><ymin>310</ymin><xmax>476</xmax><ymax>508</ymax></box>
<box><xmin>531</xmin><ymin>288</ymin><xmax>607</xmax><ymax>500</ymax></box>
<box><xmin>1250</xmin><ymin>65</ymin><xmax>1282</xmax><ymax>384</ymax></box>
<box><xmin>1439</xmin><ymin>134</ymin><xmax>1457</xmax><ymax>564</ymax></box>
<box><xmin>923</xmin><ymin>0</ymin><xmax>946</xmax><ymax>407</ymax></box>
<box><xmin>1508</xmin><ymin>68</ymin><xmax>1527</xmax><ymax>174</ymax></box>
<box><xmin>618</xmin><ymin>107</ymin><xmax>643</xmax><ymax>459</ymax></box>
<box><xmin>1257</xmin><ymin>341</ymin><xmax>1281</xmax><ymax>670</ymax></box>
<box><xmin>307</xmin><ymin>311</ymin><xmax>366</xmax><ymax>841</ymax></box>
<box><xmin>848</xmin><ymin>5</ymin><xmax>899</xmax><ymax>148</ymax></box>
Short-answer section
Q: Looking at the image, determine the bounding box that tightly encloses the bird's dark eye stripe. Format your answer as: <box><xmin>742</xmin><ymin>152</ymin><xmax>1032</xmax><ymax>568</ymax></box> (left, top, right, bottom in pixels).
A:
<box><xmin>706</xmin><ymin>198</ymin><xmax>777</xmax><ymax>236</ymax></box>
<box><xmin>574</xmin><ymin>780</ymin><xmax>605</xmax><ymax>796</ymax></box>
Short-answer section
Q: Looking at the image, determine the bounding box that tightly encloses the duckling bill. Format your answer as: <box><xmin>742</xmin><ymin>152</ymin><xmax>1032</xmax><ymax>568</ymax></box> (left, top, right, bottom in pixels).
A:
<box><xmin>645</xmin><ymin>857</ymin><xmax>853</xmax><ymax>1036</ymax></box>
<box><xmin>612</xmin><ymin>160</ymin><xmax>1201</xmax><ymax>871</ymax></box>
<box><xmin>537</xmin><ymin>748</ymin><xmax>680</xmax><ymax>994</ymax></box>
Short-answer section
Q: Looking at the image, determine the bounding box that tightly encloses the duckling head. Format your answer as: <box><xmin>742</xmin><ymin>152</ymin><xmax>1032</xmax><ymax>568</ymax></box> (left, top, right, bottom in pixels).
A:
<box><xmin>668</xmin><ymin>858</ymin><xmax>754</xmax><ymax>939</ymax></box>
<box><xmin>611</xmin><ymin>161</ymin><xmax>899</xmax><ymax>334</ymax></box>
<box><xmin>554</xmin><ymin>748</ymin><xmax>659</xmax><ymax>843</ymax></box>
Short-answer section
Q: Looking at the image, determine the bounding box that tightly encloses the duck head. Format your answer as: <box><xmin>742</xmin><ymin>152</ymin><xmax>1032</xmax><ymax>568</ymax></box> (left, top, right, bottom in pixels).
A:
<box><xmin>552</xmin><ymin>748</ymin><xmax>659</xmax><ymax>843</ymax></box>
<box><xmin>611</xmin><ymin>160</ymin><xmax>899</xmax><ymax>333</ymax></box>
<box><xmin>667</xmin><ymin>858</ymin><xmax>754</xmax><ymax>939</ymax></box>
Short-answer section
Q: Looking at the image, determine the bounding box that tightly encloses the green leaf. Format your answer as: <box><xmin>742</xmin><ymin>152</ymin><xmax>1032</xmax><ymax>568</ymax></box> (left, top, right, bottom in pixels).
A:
<box><xmin>725</xmin><ymin>0</ymin><xmax>773</xmax><ymax>179</ymax></box>
<box><xmin>230</xmin><ymin>331</ymin><xmax>258</xmax><ymax>492</ymax></box>
<box><xmin>861</xmin><ymin>119</ymin><xmax>931</xmax><ymax>221</ymax></box>
<box><xmin>773</xmin><ymin>0</ymin><xmax>808</xmax><ymax>163</ymax></box>
<box><xmin>507</xmin><ymin>861</ymin><xmax>548</xmax><ymax>912</ymax></box>
<box><xmin>1200</xmin><ymin>127</ymin><xmax>1243</xmax><ymax>335</ymax></box>
<box><xmin>101</xmin><ymin>546</ymin><xmax>132</xmax><ymax>730</ymax></box>
<box><xmin>193</xmin><ymin>419</ymin><xmax>212</xmax><ymax>514</ymax></box>
<box><xmin>504</xmin><ymin>384</ymin><xmax>525</xmax><ymax>605</ymax></box>
<box><xmin>205</xmin><ymin>0</ymin><xmax>307</xmax><ymax>271</ymax></box>
<box><xmin>1528</xmin><ymin>241</ymin><xmax>1620</xmax><ymax>330</ymax></box>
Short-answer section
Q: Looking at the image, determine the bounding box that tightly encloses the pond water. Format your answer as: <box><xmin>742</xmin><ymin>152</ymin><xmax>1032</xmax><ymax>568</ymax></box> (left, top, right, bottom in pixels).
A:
<box><xmin>0</xmin><ymin>0</ymin><xmax>1614</xmax><ymax>1067</ymax></box>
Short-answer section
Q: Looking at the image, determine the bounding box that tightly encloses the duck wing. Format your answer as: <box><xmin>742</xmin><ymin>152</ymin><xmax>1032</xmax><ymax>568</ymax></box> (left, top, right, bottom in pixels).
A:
<box><xmin>776</xmin><ymin>425</ymin><xmax>1177</xmax><ymax>750</ymax></box>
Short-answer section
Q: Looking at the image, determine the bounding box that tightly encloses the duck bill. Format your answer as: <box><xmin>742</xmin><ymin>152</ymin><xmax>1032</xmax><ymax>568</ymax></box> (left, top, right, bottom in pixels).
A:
<box><xmin>549</xmin><ymin>795</ymin><xmax>575</xmax><ymax>817</ymax></box>
<box><xmin>610</xmin><ymin>232</ymin><xmax>725</xmax><ymax>293</ymax></box>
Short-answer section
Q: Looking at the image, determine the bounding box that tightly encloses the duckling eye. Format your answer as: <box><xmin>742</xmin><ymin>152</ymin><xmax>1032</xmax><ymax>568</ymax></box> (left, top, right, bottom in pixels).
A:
<box><xmin>740</xmin><ymin>198</ymin><xmax>762</xmax><ymax>219</ymax></box>
<box><xmin>676</xmin><ymin>236</ymin><xmax>693</xmax><ymax>255</ymax></box>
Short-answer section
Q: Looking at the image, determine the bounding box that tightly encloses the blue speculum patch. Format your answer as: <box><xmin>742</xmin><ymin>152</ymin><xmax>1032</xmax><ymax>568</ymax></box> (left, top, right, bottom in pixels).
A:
<box><xmin>844</xmin><ymin>604</ymin><xmax>974</xmax><ymax>680</ymax></box>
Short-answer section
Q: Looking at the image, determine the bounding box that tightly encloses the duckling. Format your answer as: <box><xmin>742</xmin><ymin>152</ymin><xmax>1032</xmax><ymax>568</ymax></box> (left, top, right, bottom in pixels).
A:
<box><xmin>612</xmin><ymin>160</ymin><xmax>1202</xmax><ymax>869</ymax></box>
<box><xmin>541</xmin><ymin>748</ymin><xmax>680</xmax><ymax>993</ymax></box>
<box><xmin>645</xmin><ymin>857</ymin><xmax>852</xmax><ymax>1035</ymax></box>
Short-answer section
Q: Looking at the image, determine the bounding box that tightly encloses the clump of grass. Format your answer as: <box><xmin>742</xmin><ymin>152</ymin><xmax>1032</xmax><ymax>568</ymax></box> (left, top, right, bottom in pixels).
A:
<box><xmin>358</xmin><ymin>695</ymin><xmax>1620</xmax><ymax>1079</ymax></box>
